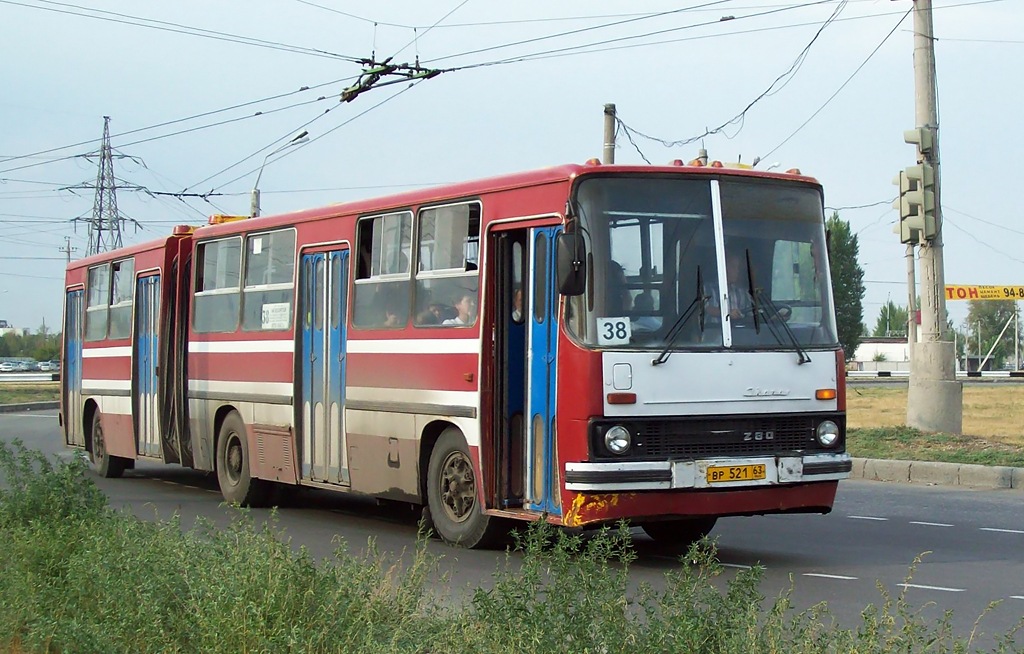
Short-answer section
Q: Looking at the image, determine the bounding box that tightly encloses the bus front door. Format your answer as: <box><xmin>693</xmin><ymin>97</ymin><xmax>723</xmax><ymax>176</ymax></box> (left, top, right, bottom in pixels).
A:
<box><xmin>525</xmin><ymin>226</ymin><xmax>561</xmax><ymax>516</ymax></box>
<box><xmin>63</xmin><ymin>289</ymin><xmax>85</xmax><ymax>448</ymax></box>
<box><xmin>134</xmin><ymin>274</ymin><xmax>162</xmax><ymax>458</ymax></box>
<box><xmin>299</xmin><ymin>250</ymin><xmax>350</xmax><ymax>486</ymax></box>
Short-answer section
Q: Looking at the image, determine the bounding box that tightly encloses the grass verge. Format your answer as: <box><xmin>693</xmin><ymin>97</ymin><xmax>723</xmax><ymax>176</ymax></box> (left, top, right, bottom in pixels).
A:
<box><xmin>848</xmin><ymin>384</ymin><xmax>1024</xmax><ymax>467</ymax></box>
<box><xmin>0</xmin><ymin>382</ymin><xmax>59</xmax><ymax>406</ymax></box>
<box><xmin>1</xmin><ymin>440</ymin><xmax>1021</xmax><ymax>653</ymax></box>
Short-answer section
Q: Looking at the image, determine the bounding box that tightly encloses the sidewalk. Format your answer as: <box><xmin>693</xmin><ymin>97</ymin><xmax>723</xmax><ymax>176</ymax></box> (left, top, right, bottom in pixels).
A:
<box><xmin>2</xmin><ymin>402</ymin><xmax>1022</xmax><ymax>490</ymax></box>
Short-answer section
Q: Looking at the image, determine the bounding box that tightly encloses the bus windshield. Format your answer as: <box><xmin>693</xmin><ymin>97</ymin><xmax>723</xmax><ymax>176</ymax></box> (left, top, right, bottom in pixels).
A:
<box><xmin>566</xmin><ymin>175</ymin><xmax>838</xmax><ymax>351</ymax></box>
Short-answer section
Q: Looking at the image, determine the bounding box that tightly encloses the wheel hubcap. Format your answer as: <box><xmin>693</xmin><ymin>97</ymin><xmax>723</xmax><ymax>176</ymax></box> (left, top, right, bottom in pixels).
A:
<box><xmin>225</xmin><ymin>433</ymin><xmax>243</xmax><ymax>485</ymax></box>
<box><xmin>439</xmin><ymin>450</ymin><xmax>475</xmax><ymax>523</ymax></box>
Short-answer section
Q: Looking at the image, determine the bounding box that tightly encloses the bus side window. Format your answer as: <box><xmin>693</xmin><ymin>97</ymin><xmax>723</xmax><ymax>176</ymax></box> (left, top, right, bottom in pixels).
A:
<box><xmin>84</xmin><ymin>263</ymin><xmax>111</xmax><ymax>341</ymax></box>
<box><xmin>353</xmin><ymin>211</ymin><xmax>412</xmax><ymax>329</ymax></box>
<box><xmin>242</xmin><ymin>229</ymin><xmax>296</xmax><ymax>331</ymax></box>
<box><xmin>194</xmin><ymin>237</ymin><xmax>242</xmax><ymax>333</ymax></box>
<box><xmin>413</xmin><ymin>202</ymin><xmax>480</xmax><ymax>328</ymax></box>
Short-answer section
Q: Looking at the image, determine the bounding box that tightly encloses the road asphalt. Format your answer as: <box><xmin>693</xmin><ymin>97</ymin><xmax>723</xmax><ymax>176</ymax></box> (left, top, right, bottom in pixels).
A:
<box><xmin>4</xmin><ymin>401</ymin><xmax>1022</xmax><ymax>491</ymax></box>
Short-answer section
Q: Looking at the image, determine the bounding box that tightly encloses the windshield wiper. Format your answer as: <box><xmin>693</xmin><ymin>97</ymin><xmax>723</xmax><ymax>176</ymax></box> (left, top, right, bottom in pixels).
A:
<box><xmin>753</xmin><ymin>288</ymin><xmax>812</xmax><ymax>365</ymax></box>
<box><xmin>653</xmin><ymin>266</ymin><xmax>707</xmax><ymax>366</ymax></box>
<box><xmin>744</xmin><ymin>249</ymin><xmax>760</xmax><ymax>334</ymax></box>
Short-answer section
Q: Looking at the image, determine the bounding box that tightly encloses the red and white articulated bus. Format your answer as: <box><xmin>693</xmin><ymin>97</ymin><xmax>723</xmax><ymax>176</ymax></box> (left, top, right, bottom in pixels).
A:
<box><xmin>61</xmin><ymin>160</ymin><xmax>850</xmax><ymax>548</ymax></box>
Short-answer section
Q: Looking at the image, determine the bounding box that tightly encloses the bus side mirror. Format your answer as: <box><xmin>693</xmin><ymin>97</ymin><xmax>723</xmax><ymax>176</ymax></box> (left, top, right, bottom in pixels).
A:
<box><xmin>556</xmin><ymin>233</ymin><xmax>587</xmax><ymax>296</ymax></box>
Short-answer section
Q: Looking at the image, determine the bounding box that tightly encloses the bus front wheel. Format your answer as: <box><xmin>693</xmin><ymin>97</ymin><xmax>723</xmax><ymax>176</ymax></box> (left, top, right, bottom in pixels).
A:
<box><xmin>90</xmin><ymin>410</ymin><xmax>127</xmax><ymax>479</ymax></box>
<box><xmin>215</xmin><ymin>412</ymin><xmax>270</xmax><ymax>507</ymax></box>
<box><xmin>426</xmin><ymin>428</ymin><xmax>504</xmax><ymax>548</ymax></box>
<box><xmin>641</xmin><ymin>517</ymin><xmax>718</xmax><ymax>550</ymax></box>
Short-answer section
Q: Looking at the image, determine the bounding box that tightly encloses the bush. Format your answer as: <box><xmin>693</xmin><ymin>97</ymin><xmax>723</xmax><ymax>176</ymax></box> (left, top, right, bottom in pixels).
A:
<box><xmin>0</xmin><ymin>440</ymin><xmax>1020</xmax><ymax>653</ymax></box>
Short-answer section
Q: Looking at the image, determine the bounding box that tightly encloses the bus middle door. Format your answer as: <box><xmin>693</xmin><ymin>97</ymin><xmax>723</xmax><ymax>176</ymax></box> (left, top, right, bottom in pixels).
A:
<box><xmin>299</xmin><ymin>249</ymin><xmax>350</xmax><ymax>486</ymax></box>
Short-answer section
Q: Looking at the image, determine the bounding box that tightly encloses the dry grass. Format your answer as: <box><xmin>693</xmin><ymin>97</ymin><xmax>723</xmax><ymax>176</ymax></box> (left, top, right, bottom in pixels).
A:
<box><xmin>847</xmin><ymin>383</ymin><xmax>1024</xmax><ymax>447</ymax></box>
<box><xmin>0</xmin><ymin>382</ymin><xmax>59</xmax><ymax>405</ymax></box>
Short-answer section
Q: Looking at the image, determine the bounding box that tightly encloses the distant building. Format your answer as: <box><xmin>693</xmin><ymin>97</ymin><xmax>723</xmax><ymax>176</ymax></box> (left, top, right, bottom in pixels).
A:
<box><xmin>0</xmin><ymin>320</ymin><xmax>29</xmax><ymax>337</ymax></box>
<box><xmin>852</xmin><ymin>337</ymin><xmax>913</xmax><ymax>372</ymax></box>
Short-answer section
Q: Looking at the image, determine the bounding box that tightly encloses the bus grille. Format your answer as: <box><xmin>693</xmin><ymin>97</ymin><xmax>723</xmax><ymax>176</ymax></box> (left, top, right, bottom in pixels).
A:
<box><xmin>590</xmin><ymin>414</ymin><xmax>843</xmax><ymax>461</ymax></box>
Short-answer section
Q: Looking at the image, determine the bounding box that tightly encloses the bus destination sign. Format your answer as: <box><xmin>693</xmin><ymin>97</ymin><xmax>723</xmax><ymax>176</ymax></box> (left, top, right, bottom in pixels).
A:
<box><xmin>945</xmin><ymin>285</ymin><xmax>1024</xmax><ymax>301</ymax></box>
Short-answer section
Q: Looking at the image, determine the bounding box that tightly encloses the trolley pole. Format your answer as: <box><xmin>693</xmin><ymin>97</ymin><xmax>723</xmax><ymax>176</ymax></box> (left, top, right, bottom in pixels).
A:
<box><xmin>602</xmin><ymin>104</ymin><xmax>616</xmax><ymax>164</ymax></box>
<box><xmin>906</xmin><ymin>0</ymin><xmax>962</xmax><ymax>433</ymax></box>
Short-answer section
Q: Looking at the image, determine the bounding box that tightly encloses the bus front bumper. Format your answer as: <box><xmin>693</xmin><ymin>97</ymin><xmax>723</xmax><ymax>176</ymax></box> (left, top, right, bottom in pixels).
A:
<box><xmin>564</xmin><ymin>453</ymin><xmax>852</xmax><ymax>492</ymax></box>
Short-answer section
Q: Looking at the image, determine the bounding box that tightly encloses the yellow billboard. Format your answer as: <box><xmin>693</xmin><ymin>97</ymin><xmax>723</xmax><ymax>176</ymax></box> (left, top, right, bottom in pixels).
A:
<box><xmin>945</xmin><ymin>285</ymin><xmax>1024</xmax><ymax>301</ymax></box>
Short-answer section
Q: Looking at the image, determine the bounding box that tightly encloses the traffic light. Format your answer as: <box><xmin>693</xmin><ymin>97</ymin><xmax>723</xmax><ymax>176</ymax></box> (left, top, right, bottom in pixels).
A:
<box><xmin>892</xmin><ymin>162</ymin><xmax>936</xmax><ymax>244</ymax></box>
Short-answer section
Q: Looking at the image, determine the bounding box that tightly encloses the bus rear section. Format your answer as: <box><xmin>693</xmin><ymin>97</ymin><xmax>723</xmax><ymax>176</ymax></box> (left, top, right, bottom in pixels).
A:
<box><xmin>61</xmin><ymin>231</ymin><xmax>192</xmax><ymax>476</ymax></box>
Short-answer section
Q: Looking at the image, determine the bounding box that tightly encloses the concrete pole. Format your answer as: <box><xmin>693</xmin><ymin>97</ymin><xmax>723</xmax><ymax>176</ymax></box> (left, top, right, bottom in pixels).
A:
<box><xmin>906</xmin><ymin>0</ymin><xmax>962</xmax><ymax>434</ymax></box>
<box><xmin>906</xmin><ymin>244</ymin><xmax>917</xmax><ymax>344</ymax></box>
<box><xmin>602</xmin><ymin>104</ymin><xmax>616</xmax><ymax>164</ymax></box>
<box><xmin>1016</xmin><ymin>303</ymin><xmax>1020</xmax><ymax>369</ymax></box>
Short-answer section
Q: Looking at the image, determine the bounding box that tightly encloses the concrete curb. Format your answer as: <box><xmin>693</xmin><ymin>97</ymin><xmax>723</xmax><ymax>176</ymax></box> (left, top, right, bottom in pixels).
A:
<box><xmin>0</xmin><ymin>401</ymin><xmax>59</xmax><ymax>414</ymax></box>
<box><xmin>852</xmin><ymin>457</ymin><xmax>1024</xmax><ymax>491</ymax></box>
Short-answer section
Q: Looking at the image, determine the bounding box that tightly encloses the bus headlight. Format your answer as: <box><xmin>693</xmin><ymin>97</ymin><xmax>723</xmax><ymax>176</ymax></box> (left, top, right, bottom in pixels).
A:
<box><xmin>604</xmin><ymin>426</ymin><xmax>632</xmax><ymax>455</ymax></box>
<box><xmin>816</xmin><ymin>420</ymin><xmax>840</xmax><ymax>447</ymax></box>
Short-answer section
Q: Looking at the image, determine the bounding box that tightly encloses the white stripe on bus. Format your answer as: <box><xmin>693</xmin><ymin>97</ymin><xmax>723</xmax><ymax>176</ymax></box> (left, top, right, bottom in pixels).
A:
<box><xmin>188</xmin><ymin>340</ymin><xmax>294</xmax><ymax>354</ymax></box>
<box><xmin>346</xmin><ymin>339</ymin><xmax>479</xmax><ymax>355</ymax></box>
<box><xmin>82</xmin><ymin>346</ymin><xmax>132</xmax><ymax>358</ymax></box>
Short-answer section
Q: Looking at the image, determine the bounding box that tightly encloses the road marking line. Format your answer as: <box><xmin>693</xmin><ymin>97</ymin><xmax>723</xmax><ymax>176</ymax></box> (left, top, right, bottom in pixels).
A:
<box><xmin>803</xmin><ymin>573</ymin><xmax>858</xmax><ymax>580</ymax></box>
<box><xmin>980</xmin><ymin>527</ymin><xmax>1024</xmax><ymax>535</ymax></box>
<box><xmin>910</xmin><ymin>521</ymin><xmax>953</xmax><ymax>527</ymax></box>
<box><xmin>7</xmin><ymin>414</ymin><xmax>57</xmax><ymax>418</ymax></box>
<box><xmin>848</xmin><ymin>515</ymin><xmax>888</xmax><ymax>521</ymax></box>
<box><xmin>721</xmin><ymin>563</ymin><xmax>753</xmax><ymax>570</ymax></box>
<box><xmin>898</xmin><ymin>583</ymin><xmax>965</xmax><ymax>593</ymax></box>
<box><xmin>1011</xmin><ymin>596</ymin><xmax>1024</xmax><ymax>601</ymax></box>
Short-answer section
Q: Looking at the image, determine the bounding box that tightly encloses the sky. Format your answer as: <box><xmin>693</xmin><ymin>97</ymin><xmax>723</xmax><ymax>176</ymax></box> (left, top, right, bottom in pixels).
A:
<box><xmin>0</xmin><ymin>0</ymin><xmax>1020</xmax><ymax>338</ymax></box>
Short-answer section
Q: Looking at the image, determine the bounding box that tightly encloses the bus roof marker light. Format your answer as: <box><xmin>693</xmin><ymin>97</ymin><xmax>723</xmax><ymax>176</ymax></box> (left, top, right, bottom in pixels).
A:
<box><xmin>585</xmin><ymin>158</ymin><xmax>602</xmax><ymax>166</ymax></box>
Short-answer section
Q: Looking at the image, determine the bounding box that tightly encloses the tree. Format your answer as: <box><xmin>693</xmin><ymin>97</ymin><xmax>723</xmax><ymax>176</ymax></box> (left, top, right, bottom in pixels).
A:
<box><xmin>965</xmin><ymin>300</ymin><xmax>1020</xmax><ymax>368</ymax></box>
<box><xmin>826</xmin><ymin>212</ymin><xmax>865</xmax><ymax>361</ymax></box>
<box><xmin>872</xmin><ymin>300</ymin><xmax>909</xmax><ymax>337</ymax></box>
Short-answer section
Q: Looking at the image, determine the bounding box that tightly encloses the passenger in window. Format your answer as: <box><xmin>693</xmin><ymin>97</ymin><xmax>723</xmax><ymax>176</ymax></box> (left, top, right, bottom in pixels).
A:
<box><xmin>607</xmin><ymin>261</ymin><xmax>631</xmax><ymax>315</ymax></box>
<box><xmin>511</xmin><ymin>288</ymin><xmax>523</xmax><ymax>322</ymax></box>
<box><xmin>443</xmin><ymin>293</ymin><xmax>477</xmax><ymax>326</ymax></box>
<box><xmin>383</xmin><ymin>307</ymin><xmax>403</xmax><ymax>328</ymax></box>
<box><xmin>631</xmin><ymin>291</ymin><xmax>661</xmax><ymax>332</ymax></box>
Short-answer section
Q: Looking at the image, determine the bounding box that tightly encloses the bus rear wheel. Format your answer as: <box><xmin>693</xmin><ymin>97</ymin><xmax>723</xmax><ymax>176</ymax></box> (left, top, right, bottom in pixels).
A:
<box><xmin>216</xmin><ymin>411</ymin><xmax>270</xmax><ymax>507</ymax></box>
<box><xmin>641</xmin><ymin>517</ymin><xmax>718</xmax><ymax>550</ymax></box>
<box><xmin>90</xmin><ymin>410</ymin><xmax>127</xmax><ymax>478</ymax></box>
<box><xmin>426</xmin><ymin>428</ymin><xmax>504</xmax><ymax>548</ymax></box>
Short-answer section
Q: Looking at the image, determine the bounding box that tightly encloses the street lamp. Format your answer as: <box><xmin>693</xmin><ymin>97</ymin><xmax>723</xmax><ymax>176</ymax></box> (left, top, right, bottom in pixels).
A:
<box><xmin>250</xmin><ymin>130</ymin><xmax>309</xmax><ymax>217</ymax></box>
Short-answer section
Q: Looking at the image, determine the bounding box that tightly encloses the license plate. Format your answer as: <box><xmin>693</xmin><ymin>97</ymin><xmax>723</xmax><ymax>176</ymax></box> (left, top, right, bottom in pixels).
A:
<box><xmin>706</xmin><ymin>464</ymin><xmax>767</xmax><ymax>484</ymax></box>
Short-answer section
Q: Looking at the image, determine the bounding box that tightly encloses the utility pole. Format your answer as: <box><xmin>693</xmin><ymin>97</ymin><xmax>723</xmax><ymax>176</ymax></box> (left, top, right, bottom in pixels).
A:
<box><xmin>84</xmin><ymin>117</ymin><xmax>125</xmax><ymax>256</ymax></box>
<box><xmin>602</xmin><ymin>104</ymin><xmax>616</xmax><ymax>164</ymax></box>
<box><xmin>905</xmin><ymin>0</ymin><xmax>962</xmax><ymax>434</ymax></box>
<box><xmin>60</xmin><ymin>236</ymin><xmax>77</xmax><ymax>264</ymax></box>
<box><xmin>906</xmin><ymin>244</ymin><xmax>917</xmax><ymax>344</ymax></box>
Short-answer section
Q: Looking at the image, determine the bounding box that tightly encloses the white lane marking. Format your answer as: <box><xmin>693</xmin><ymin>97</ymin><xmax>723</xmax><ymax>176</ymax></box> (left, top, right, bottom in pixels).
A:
<box><xmin>899</xmin><ymin>583</ymin><xmax>965</xmax><ymax>593</ymax></box>
<box><xmin>803</xmin><ymin>573</ymin><xmax>858</xmax><ymax>580</ymax></box>
<box><xmin>980</xmin><ymin>527</ymin><xmax>1024</xmax><ymax>535</ymax></box>
<box><xmin>910</xmin><ymin>521</ymin><xmax>953</xmax><ymax>527</ymax></box>
<box><xmin>1011</xmin><ymin>596</ymin><xmax>1024</xmax><ymax>601</ymax></box>
<box><xmin>721</xmin><ymin>563</ymin><xmax>753</xmax><ymax>570</ymax></box>
<box><xmin>6</xmin><ymin>414</ymin><xmax>58</xmax><ymax>418</ymax></box>
<box><xmin>848</xmin><ymin>515</ymin><xmax>888</xmax><ymax>521</ymax></box>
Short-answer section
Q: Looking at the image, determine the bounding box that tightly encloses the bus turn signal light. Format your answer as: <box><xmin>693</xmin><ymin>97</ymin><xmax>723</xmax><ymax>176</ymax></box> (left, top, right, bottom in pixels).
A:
<box><xmin>815</xmin><ymin>388</ymin><xmax>837</xmax><ymax>400</ymax></box>
<box><xmin>607</xmin><ymin>393</ymin><xmax>637</xmax><ymax>405</ymax></box>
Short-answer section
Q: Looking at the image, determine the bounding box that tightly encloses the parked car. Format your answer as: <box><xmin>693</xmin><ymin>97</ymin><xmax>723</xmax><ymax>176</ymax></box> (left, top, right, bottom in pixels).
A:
<box><xmin>37</xmin><ymin>361</ymin><xmax>52</xmax><ymax>371</ymax></box>
<box><xmin>14</xmin><ymin>361</ymin><xmax>31</xmax><ymax>372</ymax></box>
<box><xmin>0</xmin><ymin>362</ymin><xmax>14</xmax><ymax>372</ymax></box>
